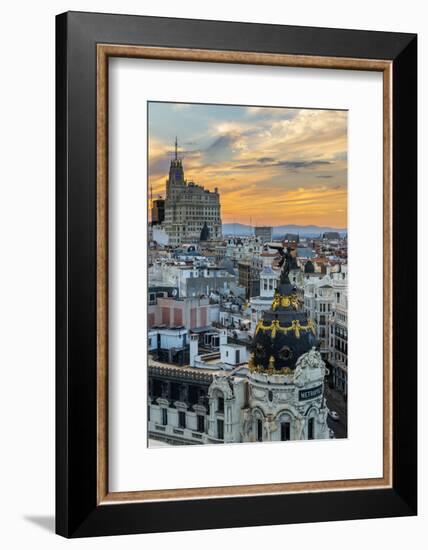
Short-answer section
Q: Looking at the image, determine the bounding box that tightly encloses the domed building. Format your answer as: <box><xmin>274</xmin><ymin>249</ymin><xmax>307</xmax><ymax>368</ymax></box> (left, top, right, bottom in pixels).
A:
<box><xmin>242</xmin><ymin>245</ymin><xmax>330</xmax><ymax>442</ymax></box>
<box><xmin>251</xmin><ymin>246</ymin><xmax>316</xmax><ymax>372</ymax></box>
<box><xmin>148</xmin><ymin>246</ymin><xmax>331</xmax><ymax>445</ymax></box>
<box><xmin>251</xmin><ymin>281</ymin><xmax>316</xmax><ymax>373</ymax></box>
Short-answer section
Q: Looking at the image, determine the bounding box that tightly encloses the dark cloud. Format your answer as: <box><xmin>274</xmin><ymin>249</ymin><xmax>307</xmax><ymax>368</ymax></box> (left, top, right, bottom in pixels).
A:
<box><xmin>234</xmin><ymin>159</ymin><xmax>332</xmax><ymax>171</ymax></box>
<box><xmin>258</xmin><ymin>157</ymin><xmax>275</xmax><ymax>163</ymax></box>
<box><xmin>202</xmin><ymin>133</ymin><xmax>242</xmax><ymax>163</ymax></box>
<box><xmin>316</xmin><ymin>175</ymin><xmax>333</xmax><ymax>179</ymax></box>
<box><xmin>207</xmin><ymin>134</ymin><xmax>239</xmax><ymax>151</ymax></box>
<box><xmin>234</xmin><ymin>163</ymin><xmax>258</xmax><ymax>169</ymax></box>
<box><xmin>279</xmin><ymin>160</ymin><xmax>331</xmax><ymax>169</ymax></box>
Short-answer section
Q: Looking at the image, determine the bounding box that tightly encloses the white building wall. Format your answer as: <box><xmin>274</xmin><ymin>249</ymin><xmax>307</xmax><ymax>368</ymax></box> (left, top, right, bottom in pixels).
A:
<box><xmin>220</xmin><ymin>344</ymin><xmax>248</xmax><ymax>365</ymax></box>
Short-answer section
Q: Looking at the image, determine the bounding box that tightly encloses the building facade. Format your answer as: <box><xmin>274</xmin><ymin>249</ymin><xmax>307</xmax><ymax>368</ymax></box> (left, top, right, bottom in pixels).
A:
<box><xmin>303</xmin><ymin>277</ymin><xmax>334</xmax><ymax>361</ymax></box>
<box><xmin>238</xmin><ymin>261</ymin><xmax>260</xmax><ymax>299</ymax></box>
<box><xmin>255</xmin><ymin>226</ymin><xmax>273</xmax><ymax>243</ymax></box>
<box><xmin>149</xmin><ymin>262</ymin><xmax>236</xmax><ymax>299</ymax></box>
<box><xmin>249</xmin><ymin>266</ymin><xmax>280</xmax><ymax>333</ymax></box>
<box><xmin>148</xmin><ymin>345</ymin><xmax>330</xmax><ymax>445</ymax></box>
<box><xmin>148</xmin><ymin>247</ymin><xmax>331</xmax><ymax>446</ymax></box>
<box><xmin>163</xmin><ymin>143</ymin><xmax>222</xmax><ymax>245</ymax></box>
<box><xmin>328</xmin><ymin>269</ymin><xmax>348</xmax><ymax>395</ymax></box>
<box><xmin>151</xmin><ymin>198</ymin><xmax>165</xmax><ymax>224</ymax></box>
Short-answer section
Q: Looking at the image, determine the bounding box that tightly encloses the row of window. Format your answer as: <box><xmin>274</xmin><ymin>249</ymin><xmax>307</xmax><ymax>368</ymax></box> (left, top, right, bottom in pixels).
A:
<box><xmin>151</xmin><ymin>408</ymin><xmax>315</xmax><ymax>442</ymax></box>
<box><xmin>332</xmin><ymin>351</ymin><xmax>348</xmax><ymax>365</ymax></box>
<box><xmin>255</xmin><ymin>420</ymin><xmax>312</xmax><ymax>441</ymax></box>
<box><xmin>262</xmin><ymin>279</ymin><xmax>277</xmax><ymax>290</ymax></box>
<box><xmin>149</xmin><ymin>407</ymin><xmax>207</xmax><ymax>433</ymax></box>
<box><xmin>182</xmin><ymin>207</ymin><xmax>219</xmax><ymax>212</ymax></box>
<box><xmin>177</xmin><ymin>218</ymin><xmax>219</xmax><ymax>223</ymax></box>
<box><xmin>187</xmin><ymin>270</ymin><xmax>226</xmax><ymax>278</ymax></box>
<box><xmin>335</xmin><ymin>326</ymin><xmax>348</xmax><ymax>339</ymax></box>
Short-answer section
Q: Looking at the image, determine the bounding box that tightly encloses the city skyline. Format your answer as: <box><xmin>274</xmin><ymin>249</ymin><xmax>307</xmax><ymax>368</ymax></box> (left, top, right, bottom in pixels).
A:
<box><xmin>148</xmin><ymin>101</ymin><xmax>347</xmax><ymax>228</ymax></box>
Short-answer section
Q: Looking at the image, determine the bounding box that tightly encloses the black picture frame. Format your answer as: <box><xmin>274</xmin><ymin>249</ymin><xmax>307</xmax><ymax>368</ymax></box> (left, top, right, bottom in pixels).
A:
<box><xmin>56</xmin><ymin>11</ymin><xmax>417</xmax><ymax>538</ymax></box>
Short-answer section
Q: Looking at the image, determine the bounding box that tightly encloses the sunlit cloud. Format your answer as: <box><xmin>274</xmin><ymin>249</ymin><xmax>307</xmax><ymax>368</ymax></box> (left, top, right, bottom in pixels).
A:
<box><xmin>148</xmin><ymin>102</ymin><xmax>347</xmax><ymax>227</ymax></box>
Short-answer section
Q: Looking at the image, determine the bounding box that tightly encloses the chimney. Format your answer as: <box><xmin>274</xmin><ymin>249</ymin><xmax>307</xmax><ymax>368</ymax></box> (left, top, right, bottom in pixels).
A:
<box><xmin>220</xmin><ymin>329</ymin><xmax>227</xmax><ymax>347</ymax></box>
<box><xmin>189</xmin><ymin>333</ymin><xmax>199</xmax><ymax>366</ymax></box>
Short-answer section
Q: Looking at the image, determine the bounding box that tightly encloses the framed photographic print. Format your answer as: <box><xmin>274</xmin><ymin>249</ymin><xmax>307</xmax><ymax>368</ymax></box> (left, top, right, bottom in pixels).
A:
<box><xmin>56</xmin><ymin>11</ymin><xmax>417</xmax><ymax>538</ymax></box>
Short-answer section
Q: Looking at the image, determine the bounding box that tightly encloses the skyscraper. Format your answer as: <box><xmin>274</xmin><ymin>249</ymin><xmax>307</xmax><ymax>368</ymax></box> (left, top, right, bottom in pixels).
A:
<box><xmin>163</xmin><ymin>139</ymin><xmax>222</xmax><ymax>245</ymax></box>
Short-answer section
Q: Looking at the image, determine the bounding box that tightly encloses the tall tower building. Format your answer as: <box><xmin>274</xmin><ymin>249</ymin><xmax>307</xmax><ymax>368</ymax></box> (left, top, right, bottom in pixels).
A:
<box><xmin>165</xmin><ymin>137</ymin><xmax>185</xmax><ymax>203</ymax></box>
<box><xmin>163</xmin><ymin>138</ymin><xmax>222</xmax><ymax>245</ymax></box>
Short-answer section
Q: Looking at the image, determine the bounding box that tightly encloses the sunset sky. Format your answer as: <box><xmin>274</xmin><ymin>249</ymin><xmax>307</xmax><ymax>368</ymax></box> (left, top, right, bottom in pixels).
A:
<box><xmin>148</xmin><ymin>102</ymin><xmax>347</xmax><ymax>228</ymax></box>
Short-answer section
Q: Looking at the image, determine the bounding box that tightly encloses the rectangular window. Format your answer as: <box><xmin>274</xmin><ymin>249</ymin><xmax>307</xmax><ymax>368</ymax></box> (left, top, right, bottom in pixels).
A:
<box><xmin>148</xmin><ymin>405</ymin><xmax>150</xmax><ymax>422</ymax></box>
<box><xmin>218</xmin><ymin>397</ymin><xmax>224</xmax><ymax>413</ymax></box>
<box><xmin>178</xmin><ymin>411</ymin><xmax>186</xmax><ymax>429</ymax></box>
<box><xmin>308</xmin><ymin>417</ymin><xmax>315</xmax><ymax>440</ymax></box>
<box><xmin>217</xmin><ymin>419</ymin><xmax>224</xmax><ymax>440</ymax></box>
<box><xmin>257</xmin><ymin>418</ymin><xmax>263</xmax><ymax>442</ymax></box>
<box><xmin>281</xmin><ymin>422</ymin><xmax>291</xmax><ymax>441</ymax></box>
<box><xmin>197</xmin><ymin>414</ymin><xmax>205</xmax><ymax>433</ymax></box>
<box><xmin>162</xmin><ymin>408</ymin><xmax>168</xmax><ymax>426</ymax></box>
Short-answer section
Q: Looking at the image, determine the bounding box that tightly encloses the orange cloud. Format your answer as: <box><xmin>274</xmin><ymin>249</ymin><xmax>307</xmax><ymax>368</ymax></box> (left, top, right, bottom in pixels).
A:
<box><xmin>148</xmin><ymin>107</ymin><xmax>347</xmax><ymax>228</ymax></box>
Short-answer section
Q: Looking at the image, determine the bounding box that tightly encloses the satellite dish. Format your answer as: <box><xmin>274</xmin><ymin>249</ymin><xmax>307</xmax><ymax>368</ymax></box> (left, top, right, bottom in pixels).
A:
<box><xmin>172</xmin><ymin>289</ymin><xmax>178</xmax><ymax>297</ymax></box>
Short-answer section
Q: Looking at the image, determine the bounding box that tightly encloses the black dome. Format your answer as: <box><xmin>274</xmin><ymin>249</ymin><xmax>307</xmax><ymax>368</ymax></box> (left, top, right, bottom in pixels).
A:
<box><xmin>251</xmin><ymin>283</ymin><xmax>316</xmax><ymax>372</ymax></box>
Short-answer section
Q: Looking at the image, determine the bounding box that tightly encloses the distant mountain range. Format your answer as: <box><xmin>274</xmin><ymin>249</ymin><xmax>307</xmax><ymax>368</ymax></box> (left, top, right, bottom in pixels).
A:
<box><xmin>222</xmin><ymin>223</ymin><xmax>347</xmax><ymax>237</ymax></box>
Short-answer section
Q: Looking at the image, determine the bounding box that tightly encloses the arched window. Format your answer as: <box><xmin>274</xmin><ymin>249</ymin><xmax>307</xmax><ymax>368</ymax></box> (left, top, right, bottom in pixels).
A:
<box><xmin>253</xmin><ymin>409</ymin><xmax>264</xmax><ymax>442</ymax></box>
<box><xmin>277</xmin><ymin>411</ymin><xmax>294</xmax><ymax>441</ymax></box>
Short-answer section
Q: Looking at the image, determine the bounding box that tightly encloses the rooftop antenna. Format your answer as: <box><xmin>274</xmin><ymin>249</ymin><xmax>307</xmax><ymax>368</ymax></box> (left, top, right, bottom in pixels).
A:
<box><xmin>175</xmin><ymin>136</ymin><xmax>178</xmax><ymax>160</ymax></box>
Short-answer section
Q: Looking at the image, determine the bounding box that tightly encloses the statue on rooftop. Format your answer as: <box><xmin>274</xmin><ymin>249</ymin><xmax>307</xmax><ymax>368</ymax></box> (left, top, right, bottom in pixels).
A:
<box><xmin>268</xmin><ymin>243</ymin><xmax>294</xmax><ymax>284</ymax></box>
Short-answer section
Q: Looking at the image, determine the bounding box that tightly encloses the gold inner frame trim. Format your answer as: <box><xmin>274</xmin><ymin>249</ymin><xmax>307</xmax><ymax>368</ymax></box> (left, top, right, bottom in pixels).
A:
<box><xmin>96</xmin><ymin>43</ymin><xmax>393</xmax><ymax>505</ymax></box>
